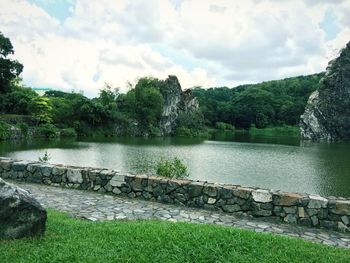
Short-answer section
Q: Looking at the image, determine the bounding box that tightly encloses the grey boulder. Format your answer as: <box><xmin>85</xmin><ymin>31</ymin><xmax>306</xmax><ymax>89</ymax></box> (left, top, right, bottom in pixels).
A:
<box><xmin>0</xmin><ymin>178</ymin><xmax>47</xmax><ymax>239</ymax></box>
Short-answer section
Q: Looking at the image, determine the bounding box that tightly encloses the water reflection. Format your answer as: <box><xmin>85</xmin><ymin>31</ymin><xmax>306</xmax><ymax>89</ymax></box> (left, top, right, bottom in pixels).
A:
<box><xmin>0</xmin><ymin>135</ymin><xmax>349</xmax><ymax>197</ymax></box>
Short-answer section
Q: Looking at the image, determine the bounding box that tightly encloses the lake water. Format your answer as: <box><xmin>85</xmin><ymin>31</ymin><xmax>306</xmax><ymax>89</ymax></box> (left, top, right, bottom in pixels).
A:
<box><xmin>1</xmin><ymin>132</ymin><xmax>349</xmax><ymax>198</ymax></box>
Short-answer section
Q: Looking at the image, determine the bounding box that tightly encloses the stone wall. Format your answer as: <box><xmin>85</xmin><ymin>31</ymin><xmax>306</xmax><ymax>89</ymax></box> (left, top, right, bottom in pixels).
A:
<box><xmin>1</xmin><ymin>157</ymin><xmax>349</xmax><ymax>232</ymax></box>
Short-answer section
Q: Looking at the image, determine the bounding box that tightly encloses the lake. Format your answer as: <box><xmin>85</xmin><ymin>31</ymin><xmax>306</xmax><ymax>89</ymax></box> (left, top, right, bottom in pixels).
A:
<box><xmin>1</xmin><ymin>132</ymin><xmax>349</xmax><ymax>198</ymax></box>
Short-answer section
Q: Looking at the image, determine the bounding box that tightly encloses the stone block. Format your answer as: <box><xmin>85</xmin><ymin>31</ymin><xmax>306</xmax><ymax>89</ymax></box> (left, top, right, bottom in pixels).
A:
<box><xmin>253</xmin><ymin>209</ymin><xmax>272</xmax><ymax>217</ymax></box>
<box><xmin>332</xmin><ymin>200</ymin><xmax>350</xmax><ymax>215</ymax></box>
<box><xmin>112</xmin><ymin>187</ymin><xmax>122</xmax><ymax>195</ymax></box>
<box><xmin>232</xmin><ymin>187</ymin><xmax>251</xmax><ymax>199</ymax></box>
<box><xmin>0</xmin><ymin>160</ymin><xmax>12</xmax><ymax>171</ymax></box>
<box><xmin>341</xmin><ymin>215</ymin><xmax>349</xmax><ymax>225</ymax></box>
<box><xmin>306</xmin><ymin>208</ymin><xmax>319</xmax><ymax>217</ymax></box>
<box><xmin>337</xmin><ymin>222</ymin><xmax>349</xmax><ymax>232</ymax></box>
<box><xmin>38</xmin><ymin>164</ymin><xmax>54</xmax><ymax>177</ymax></box>
<box><xmin>274</xmin><ymin>192</ymin><xmax>304</xmax><ymax>206</ymax></box>
<box><xmin>222</xmin><ymin>204</ymin><xmax>241</xmax><ymax>213</ymax></box>
<box><xmin>187</xmin><ymin>181</ymin><xmax>204</xmax><ymax>198</ymax></box>
<box><xmin>252</xmin><ymin>189</ymin><xmax>272</xmax><ymax>203</ymax></box>
<box><xmin>52</xmin><ymin>166</ymin><xmax>66</xmax><ymax>176</ymax></box>
<box><xmin>283</xmin><ymin>206</ymin><xmax>297</xmax><ymax>214</ymax></box>
<box><xmin>311</xmin><ymin>216</ymin><xmax>319</xmax><ymax>226</ymax></box>
<box><xmin>308</xmin><ymin>195</ymin><xmax>328</xmax><ymax>209</ymax></box>
<box><xmin>66</xmin><ymin>169</ymin><xmax>83</xmax><ymax>184</ymax></box>
<box><xmin>207</xmin><ymin>197</ymin><xmax>216</xmax><ymax>204</ymax></box>
<box><xmin>131</xmin><ymin>177</ymin><xmax>143</xmax><ymax>191</ymax></box>
<box><xmin>11</xmin><ymin>161</ymin><xmax>28</xmax><ymax>172</ymax></box>
<box><xmin>320</xmin><ymin>220</ymin><xmax>336</xmax><ymax>230</ymax></box>
<box><xmin>298</xmin><ymin>207</ymin><xmax>305</xmax><ymax>218</ymax></box>
<box><xmin>299</xmin><ymin>218</ymin><xmax>311</xmax><ymax>226</ymax></box>
<box><xmin>203</xmin><ymin>183</ymin><xmax>218</xmax><ymax>197</ymax></box>
<box><xmin>284</xmin><ymin>214</ymin><xmax>297</xmax><ymax>224</ymax></box>
<box><xmin>219</xmin><ymin>186</ymin><xmax>233</xmax><ymax>199</ymax></box>
<box><xmin>109</xmin><ymin>174</ymin><xmax>125</xmax><ymax>187</ymax></box>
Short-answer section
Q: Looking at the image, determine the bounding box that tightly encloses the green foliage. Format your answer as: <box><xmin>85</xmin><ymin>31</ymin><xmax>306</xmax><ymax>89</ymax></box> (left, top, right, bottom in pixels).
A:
<box><xmin>215</xmin><ymin>122</ymin><xmax>234</xmax><ymax>130</ymax></box>
<box><xmin>0</xmin><ymin>210</ymin><xmax>349</xmax><ymax>262</ymax></box>
<box><xmin>38</xmin><ymin>151</ymin><xmax>51</xmax><ymax>162</ymax></box>
<box><xmin>156</xmin><ymin>157</ymin><xmax>189</xmax><ymax>179</ymax></box>
<box><xmin>134</xmin><ymin>77</ymin><xmax>164</xmax><ymax>128</ymax></box>
<box><xmin>249</xmin><ymin>125</ymin><xmax>300</xmax><ymax>137</ymax></box>
<box><xmin>60</xmin><ymin>128</ymin><xmax>77</xmax><ymax>137</ymax></box>
<box><xmin>175</xmin><ymin>127</ymin><xmax>208</xmax><ymax>138</ymax></box>
<box><xmin>0</xmin><ymin>84</ymin><xmax>38</xmax><ymax>114</ymax></box>
<box><xmin>192</xmin><ymin>73</ymin><xmax>323</xmax><ymax>129</ymax></box>
<box><xmin>18</xmin><ymin>123</ymin><xmax>29</xmax><ymax>135</ymax></box>
<box><xmin>38</xmin><ymin>123</ymin><xmax>59</xmax><ymax>139</ymax></box>
<box><xmin>29</xmin><ymin>97</ymin><xmax>53</xmax><ymax>124</ymax></box>
<box><xmin>176</xmin><ymin>111</ymin><xmax>204</xmax><ymax>130</ymax></box>
<box><xmin>149</xmin><ymin>126</ymin><xmax>162</xmax><ymax>137</ymax></box>
<box><xmin>0</xmin><ymin>121</ymin><xmax>10</xmax><ymax>140</ymax></box>
<box><xmin>175</xmin><ymin>127</ymin><xmax>192</xmax><ymax>137</ymax></box>
<box><xmin>0</xmin><ymin>32</ymin><xmax>23</xmax><ymax>94</ymax></box>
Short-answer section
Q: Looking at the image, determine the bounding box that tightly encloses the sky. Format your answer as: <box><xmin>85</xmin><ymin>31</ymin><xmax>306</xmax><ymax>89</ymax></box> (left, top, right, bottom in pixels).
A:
<box><xmin>0</xmin><ymin>0</ymin><xmax>349</xmax><ymax>97</ymax></box>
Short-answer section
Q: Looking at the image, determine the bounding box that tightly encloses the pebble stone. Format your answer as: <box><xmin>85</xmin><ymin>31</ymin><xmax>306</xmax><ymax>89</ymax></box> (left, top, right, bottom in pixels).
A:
<box><xmin>11</xmin><ymin>180</ymin><xmax>350</xmax><ymax>249</ymax></box>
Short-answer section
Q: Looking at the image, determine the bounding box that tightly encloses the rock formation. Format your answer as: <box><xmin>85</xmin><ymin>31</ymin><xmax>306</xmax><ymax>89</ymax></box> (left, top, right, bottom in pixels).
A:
<box><xmin>300</xmin><ymin>41</ymin><xmax>350</xmax><ymax>141</ymax></box>
<box><xmin>159</xmin><ymin>75</ymin><xmax>200</xmax><ymax>135</ymax></box>
<box><xmin>0</xmin><ymin>178</ymin><xmax>47</xmax><ymax>239</ymax></box>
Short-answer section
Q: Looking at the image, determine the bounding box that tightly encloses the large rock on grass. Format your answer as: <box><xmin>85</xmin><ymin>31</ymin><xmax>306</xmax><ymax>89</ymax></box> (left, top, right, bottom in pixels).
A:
<box><xmin>0</xmin><ymin>178</ymin><xmax>47</xmax><ymax>239</ymax></box>
<box><xmin>300</xmin><ymin>41</ymin><xmax>350</xmax><ymax>141</ymax></box>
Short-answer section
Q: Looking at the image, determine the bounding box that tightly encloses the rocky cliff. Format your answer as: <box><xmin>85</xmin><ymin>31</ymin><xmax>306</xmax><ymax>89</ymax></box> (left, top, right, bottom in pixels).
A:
<box><xmin>300</xmin><ymin>41</ymin><xmax>350</xmax><ymax>141</ymax></box>
<box><xmin>159</xmin><ymin>76</ymin><xmax>199</xmax><ymax>135</ymax></box>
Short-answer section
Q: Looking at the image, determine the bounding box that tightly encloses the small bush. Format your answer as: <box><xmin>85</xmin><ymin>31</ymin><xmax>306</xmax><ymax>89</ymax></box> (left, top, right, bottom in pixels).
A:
<box><xmin>38</xmin><ymin>123</ymin><xmax>59</xmax><ymax>139</ymax></box>
<box><xmin>38</xmin><ymin>151</ymin><xmax>51</xmax><ymax>162</ymax></box>
<box><xmin>175</xmin><ymin>127</ymin><xmax>192</xmax><ymax>137</ymax></box>
<box><xmin>215</xmin><ymin>122</ymin><xmax>235</xmax><ymax>131</ymax></box>
<box><xmin>0</xmin><ymin>122</ymin><xmax>10</xmax><ymax>140</ymax></box>
<box><xmin>60</xmin><ymin>128</ymin><xmax>77</xmax><ymax>137</ymax></box>
<box><xmin>149</xmin><ymin>126</ymin><xmax>162</xmax><ymax>137</ymax></box>
<box><xmin>156</xmin><ymin>157</ymin><xmax>189</xmax><ymax>179</ymax></box>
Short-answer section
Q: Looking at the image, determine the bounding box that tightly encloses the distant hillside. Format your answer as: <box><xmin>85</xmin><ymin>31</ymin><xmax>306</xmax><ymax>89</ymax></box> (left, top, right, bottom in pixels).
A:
<box><xmin>192</xmin><ymin>73</ymin><xmax>324</xmax><ymax>129</ymax></box>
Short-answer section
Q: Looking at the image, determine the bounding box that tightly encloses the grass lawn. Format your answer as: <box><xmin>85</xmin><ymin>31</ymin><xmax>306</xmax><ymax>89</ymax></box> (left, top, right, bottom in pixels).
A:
<box><xmin>0</xmin><ymin>210</ymin><xmax>349</xmax><ymax>263</ymax></box>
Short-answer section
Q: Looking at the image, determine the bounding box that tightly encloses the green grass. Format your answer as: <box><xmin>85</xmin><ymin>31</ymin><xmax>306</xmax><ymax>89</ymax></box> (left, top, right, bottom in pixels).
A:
<box><xmin>0</xmin><ymin>210</ymin><xmax>349</xmax><ymax>263</ymax></box>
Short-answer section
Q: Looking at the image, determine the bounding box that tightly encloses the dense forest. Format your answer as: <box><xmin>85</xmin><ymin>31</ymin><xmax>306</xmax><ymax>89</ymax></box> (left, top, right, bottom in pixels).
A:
<box><xmin>0</xmin><ymin>31</ymin><xmax>323</xmax><ymax>139</ymax></box>
<box><xmin>192</xmin><ymin>73</ymin><xmax>323</xmax><ymax>129</ymax></box>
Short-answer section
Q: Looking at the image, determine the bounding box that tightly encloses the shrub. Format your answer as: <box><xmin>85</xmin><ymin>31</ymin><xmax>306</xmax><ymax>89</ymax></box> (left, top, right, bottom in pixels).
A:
<box><xmin>215</xmin><ymin>122</ymin><xmax>235</xmax><ymax>131</ymax></box>
<box><xmin>156</xmin><ymin>157</ymin><xmax>189</xmax><ymax>179</ymax></box>
<box><xmin>38</xmin><ymin>151</ymin><xmax>51</xmax><ymax>162</ymax></box>
<box><xmin>60</xmin><ymin>128</ymin><xmax>77</xmax><ymax>137</ymax></box>
<box><xmin>38</xmin><ymin>123</ymin><xmax>59</xmax><ymax>139</ymax></box>
<box><xmin>0</xmin><ymin>122</ymin><xmax>10</xmax><ymax>140</ymax></box>
<box><xmin>175</xmin><ymin>127</ymin><xmax>192</xmax><ymax>137</ymax></box>
<box><xmin>149</xmin><ymin>126</ymin><xmax>162</xmax><ymax>137</ymax></box>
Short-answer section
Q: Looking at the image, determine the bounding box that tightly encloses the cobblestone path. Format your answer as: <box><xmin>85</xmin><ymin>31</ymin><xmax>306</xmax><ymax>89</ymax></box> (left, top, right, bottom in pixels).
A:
<box><xmin>12</xmin><ymin>180</ymin><xmax>350</xmax><ymax>249</ymax></box>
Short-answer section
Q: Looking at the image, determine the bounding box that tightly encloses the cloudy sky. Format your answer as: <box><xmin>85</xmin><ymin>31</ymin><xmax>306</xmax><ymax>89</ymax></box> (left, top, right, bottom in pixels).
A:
<box><xmin>1</xmin><ymin>0</ymin><xmax>349</xmax><ymax>97</ymax></box>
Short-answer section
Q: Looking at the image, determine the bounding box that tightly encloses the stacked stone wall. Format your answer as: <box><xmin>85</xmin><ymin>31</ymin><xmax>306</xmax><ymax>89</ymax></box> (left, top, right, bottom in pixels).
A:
<box><xmin>1</xmin><ymin>157</ymin><xmax>349</xmax><ymax>232</ymax></box>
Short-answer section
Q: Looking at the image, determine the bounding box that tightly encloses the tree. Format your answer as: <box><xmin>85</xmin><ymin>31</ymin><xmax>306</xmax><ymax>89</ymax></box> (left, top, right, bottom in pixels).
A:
<box><xmin>134</xmin><ymin>77</ymin><xmax>164</xmax><ymax>128</ymax></box>
<box><xmin>29</xmin><ymin>97</ymin><xmax>53</xmax><ymax>124</ymax></box>
<box><xmin>0</xmin><ymin>32</ymin><xmax>23</xmax><ymax>93</ymax></box>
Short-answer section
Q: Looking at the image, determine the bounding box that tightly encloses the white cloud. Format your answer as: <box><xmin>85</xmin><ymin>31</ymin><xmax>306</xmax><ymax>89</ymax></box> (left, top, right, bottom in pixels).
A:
<box><xmin>0</xmin><ymin>0</ymin><xmax>349</xmax><ymax>97</ymax></box>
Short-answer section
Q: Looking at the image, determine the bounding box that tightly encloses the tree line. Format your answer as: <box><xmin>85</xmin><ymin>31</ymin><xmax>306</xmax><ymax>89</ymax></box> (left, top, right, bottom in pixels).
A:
<box><xmin>192</xmin><ymin>73</ymin><xmax>323</xmax><ymax>129</ymax></box>
<box><xmin>1</xmin><ymin>31</ymin><xmax>322</xmax><ymax>138</ymax></box>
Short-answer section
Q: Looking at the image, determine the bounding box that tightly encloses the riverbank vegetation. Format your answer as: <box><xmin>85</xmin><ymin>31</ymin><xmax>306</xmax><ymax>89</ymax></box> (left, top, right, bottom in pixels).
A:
<box><xmin>192</xmin><ymin>73</ymin><xmax>323</xmax><ymax>130</ymax></box>
<box><xmin>1</xmin><ymin>32</ymin><xmax>322</xmax><ymax>140</ymax></box>
<box><xmin>0</xmin><ymin>210</ymin><xmax>349</xmax><ymax>262</ymax></box>
<box><xmin>156</xmin><ymin>157</ymin><xmax>189</xmax><ymax>179</ymax></box>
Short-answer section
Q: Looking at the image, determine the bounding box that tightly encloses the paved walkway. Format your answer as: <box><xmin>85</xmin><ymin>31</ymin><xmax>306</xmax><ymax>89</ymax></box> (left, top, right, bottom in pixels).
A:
<box><xmin>12</xmin><ymin>180</ymin><xmax>350</xmax><ymax>249</ymax></box>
